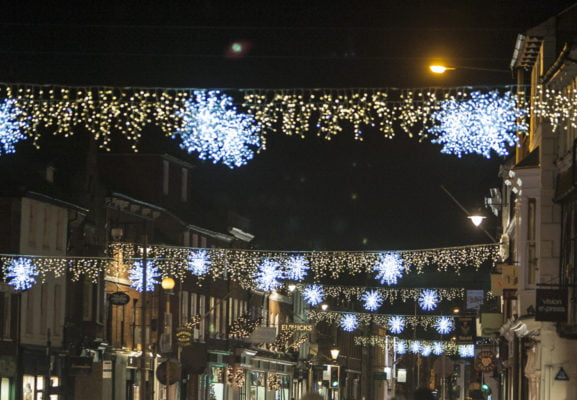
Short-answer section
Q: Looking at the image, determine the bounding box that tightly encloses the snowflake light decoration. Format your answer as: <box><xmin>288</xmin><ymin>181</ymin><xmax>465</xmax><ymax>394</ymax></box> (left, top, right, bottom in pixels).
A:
<box><xmin>174</xmin><ymin>90</ymin><xmax>261</xmax><ymax>169</ymax></box>
<box><xmin>255</xmin><ymin>259</ymin><xmax>283</xmax><ymax>292</ymax></box>
<box><xmin>421</xmin><ymin>344</ymin><xmax>433</xmax><ymax>357</ymax></box>
<box><xmin>5</xmin><ymin>258</ymin><xmax>38</xmax><ymax>291</ymax></box>
<box><xmin>187</xmin><ymin>249</ymin><xmax>211</xmax><ymax>276</ymax></box>
<box><xmin>373</xmin><ymin>252</ymin><xmax>404</xmax><ymax>286</ymax></box>
<box><xmin>429</xmin><ymin>91</ymin><xmax>527</xmax><ymax>158</ymax></box>
<box><xmin>0</xmin><ymin>99</ymin><xmax>27</xmax><ymax>156</ymax></box>
<box><xmin>362</xmin><ymin>290</ymin><xmax>383</xmax><ymax>311</ymax></box>
<box><xmin>303</xmin><ymin>284</ymin><xmax>324</xmax><ymax>306</ymax></box>
<box><xmin>432</xmin><ymin>342</ymin><xmax>444</xmax><ymax>356</ymax></box>
<box><xmin>410</xmin><ymin>341</ymin><xmax>422</xmax><ymax>354</ymax></box>
<box><xmin>395</xmin><ymin>340</ymin><xmax>408</xmax><ymax>355</ymax></box>
<box><xmin>387</xmin><ymin>316</ymin><xmax>406</xmax><ymax>335</ymax></box>
<box><xmin>129</xmin><ymin>260</ymin><xmax>161</xmax><ymax>292</ymax></box>
<box><xmin>418</xmin><ymin>289</ymin><xmax>439</xmax><ymax>311</ymax></box>
<box><xmin>340</xmin><ymin>314</ymin><xmax>359</xmax><ymax>332</ymax></box>
<box><xmin>284</xmin><ymin>255</ymin><xmax>309</xmax><ymax>281</ymax></box>
<box><xmin>435</xmin><ymin>316</ymin><xmax>454</xmax><ymax>335</ymax></box>
<box><xmin>458</xmin><ymin>344</ymin><xmax>475</xmax><ymax>358</ymax></box>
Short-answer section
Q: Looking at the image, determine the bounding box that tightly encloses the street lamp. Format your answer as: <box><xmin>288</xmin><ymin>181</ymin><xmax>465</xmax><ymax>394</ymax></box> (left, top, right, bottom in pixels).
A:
<box><xmin>467</xmin><ymin>209</ymin><xmax>487</xmax><ymax>227</ymax></box>
<box><xmin>330</xmin><ymin>347</ymin><xmax>340</xmax><ymax>361</ymax></box>
<box><xmin>429</xmin><ymin>63</ymin><xmax>510</xmax><ymax>74</ymax></box>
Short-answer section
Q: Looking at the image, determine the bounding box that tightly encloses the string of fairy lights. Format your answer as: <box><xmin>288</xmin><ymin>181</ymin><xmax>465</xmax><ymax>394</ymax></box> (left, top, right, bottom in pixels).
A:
<box><xmin>353</xmin><ymin>336</ymin><xmax>476</xmax><ymax>358</ymax></box>
<box><xmin>1</xmin><ymin>83</ymin><xmax>576</xmax><ymax>166</ymax></box>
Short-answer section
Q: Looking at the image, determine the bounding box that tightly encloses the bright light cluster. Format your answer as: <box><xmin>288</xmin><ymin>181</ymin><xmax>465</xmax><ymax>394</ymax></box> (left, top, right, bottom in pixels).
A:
<box><xmin>255</xmin><ymin>259</ymin><xmax>283</xmax><ymax>292</ymax></box>
<box><xmin>373</xmin><ymin>252</ymin><xmax>404</xmax><ymax>285</ymax></box>
<box><xmin>387</xmin><ymin>316</ymin><xmax>405</xmax><ymax>335</ymax></box>
<box><xmin>429</xmin><ymin>91</ymin><xmax>526</xmax><ymax>158</ymax></box>
<box><xmin>410</xmin><ymin>341</ymin><xmax>422</xmax><ymax>354</ymax></box>
<box><xmin>284</xmin><ymin>255</ymin><xmax>309</xmax><ymax>281</ymax></box>
<box><xmin>419</xmin><ymin>289</ymin><xmax>439</xmax><ymax>311</ymax></box>
<box><xmin>362</xmin><ymin>290</ymin><xmax>383</xmax><ymax>311</ymax></box>
<box><xmin>432</xmin><ymin>342</ymin><xmax>444</xmax><ymax>356</ymax></box>
<box><xmin>435</xmin><ymin>316</ymin><xmax>454</xmax><ymax>335</ymax></box>
<box><xmin>187</xmin><ymin>250</ymin><xmax>211</xmax><ymax>276</ymax></box>
<box><xmin>0</xmin><ymin>99</ymin><xmax>27</xmax><ymax>155</ymax></box>
<box><xmin>421</xmin><ymin>344</ymin><xmax>433</xmax><ymax>357</ymax></box>
<box><xmin>5</xmin><ymin>257</ymin><xmax>38</xmax><ymax>291</ymax></box>
<box><xmin>458</xmin><ymin>344</ymin><xmax>475</xmax><ymax>358</ymax></box>
<box><xmin>340</xmin><ymin>314</ymin><xmax>359</xmax><ymax>332</ymax></box>
<box><xmin>175</xmin><ymin>90</ymin><xmax>261</xmax><ymax>169</ymax></box>
<box><xmin>129</xmin><ymin>260</ymin><xmax>161</xmax><ymax>292</ymax></box>
<box><xmin>395</xmin><ymin>340</ymin><xmax>408</xmax><ymax>355</ymax></box>
<box><xmin>303</xmin><ymin>284</ymin><xmax>324</xmax><ymax>306</ymax></box>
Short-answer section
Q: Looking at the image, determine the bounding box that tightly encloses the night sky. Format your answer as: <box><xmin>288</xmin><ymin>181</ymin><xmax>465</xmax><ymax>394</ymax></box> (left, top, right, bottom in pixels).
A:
<box><xmin>1</xmin><ymin>0</ymin><xmax>575</xmax><ymax>251</ymax></box>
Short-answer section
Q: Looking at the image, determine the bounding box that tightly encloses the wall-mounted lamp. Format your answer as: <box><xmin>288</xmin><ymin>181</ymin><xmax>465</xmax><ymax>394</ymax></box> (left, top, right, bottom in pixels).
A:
<box><xmin>330</xmin><ymin>347</ymin><xmax>340</xmax><ymax>361</ymax></box>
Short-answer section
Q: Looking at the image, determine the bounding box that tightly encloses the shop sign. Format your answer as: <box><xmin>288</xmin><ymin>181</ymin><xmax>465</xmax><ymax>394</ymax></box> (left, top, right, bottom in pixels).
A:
<box><xmin>246</xmin><ymin>327</ymin><xmax>277</xmax><ymax>343</ymax></box>
<box><xmin>281</xmin><ymin>323</ymin><xmax>313</xmax><ymax>332</ymax></box>
<box><xmin>536</xmin><ymin>289</ymin><xmax>567</xmax><ymax>322</ymax></box>
<box><xmin>109</xmin><ymin>291</ymin><xmax>130</xmax><ymax>306</ymax></box>
<box><xmin>474</xmin><ymin>351</ymin><xmax>497</xmax><ymax>373</ymax></box>
<box><xmin>102</xmin><ymin>360</ymin><xmax>112</xmax><ymax>379</ymax></box>
<box><xmin>455</xmin><ymin>316</ymin><xmax>476</xmax><ymax>343</ymax></box>
<box><xmin>466</xmin><ymin>290</ymin><xmax>484</xmax><ymax>310</ymax></box>
<box><xmin>175</xmin><ymin>327</ymin><xmax>193</xmax><ymax>346</ymax></box>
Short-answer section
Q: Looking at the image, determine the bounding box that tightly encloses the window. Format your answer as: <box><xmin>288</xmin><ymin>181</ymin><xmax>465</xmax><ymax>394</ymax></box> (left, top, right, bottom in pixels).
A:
<box><xmin>42</xmin><ymin>206</ymin><xmax>50</xmax><ymax>249</ymax></box>
<box><xmin>181</xmin><ymin>290</ymin><xmax>189</xmax><ymax>325</ymax></box>
<box><xmin>40</xmin><ymin>285</ymin><xmax>48</xmax><ymax>334</ymax></box>
<box><xmin>527</xmin><ymin>198</ymin><xmax>537</xmax><ymax>285</ymax></box>
<box><xmin>0</xmin><ymin>293</ymin><xmax>12</xmax><ymax>339</ymax></box>
<box><xmin>53</xmin><ymin>284</ymin><xmax>62</xmax><ymax>336</ymax></box>
<box><xmin>181</xmin><ymin>168</ymin><xmax>188</xmax><ymax>202</ymax></box>
<box><xmin>82</xmin><ymin>280</ymin><xmax>93</xmax><ymax>321</ymax></box>
<box><xmin>162</xmin><ymin>160</ymin><xmax>169</xmax><ymax>195</ymax></box>
<box><xmin>209</xmin><ymin>297</ymin><xmax>216</xmax><ymax>338</ymax></box>
<box><xmin>199</xmin><ymin>295</ymin><xmax>205</xmax><ymax>341</ymax></box>
<box><xmin>55</xmin><ymin>209</ymin><xmax>64</xmax><ymax>251</ymax></box>
<box><xmin>28</xmin><ymin>203</ymin><xmax>36</xmax><ymax>247</ymax></box>
<box><xmin>25</xmin><ymin>291</ymin><xmax>34</xmax><ymax>335</ymax></box>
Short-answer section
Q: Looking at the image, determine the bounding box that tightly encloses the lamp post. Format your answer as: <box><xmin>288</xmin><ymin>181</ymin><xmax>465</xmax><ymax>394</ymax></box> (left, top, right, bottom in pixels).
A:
<box><xmin>161</xmin><ymin>276</ymin><xmax>175</xmax><ymax>400</ymax></box>
<box><xmin>140</xmin><ymin>234</ymin><xmax>148</xmax><ymax>400</ymax></box>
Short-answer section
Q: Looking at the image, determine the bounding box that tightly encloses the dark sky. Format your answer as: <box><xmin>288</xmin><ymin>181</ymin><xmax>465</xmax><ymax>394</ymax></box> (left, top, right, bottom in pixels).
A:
<box><xmin>1</xmin><ymin>0</ymin><xmax>575</xmax><ymax>250</ymax></box>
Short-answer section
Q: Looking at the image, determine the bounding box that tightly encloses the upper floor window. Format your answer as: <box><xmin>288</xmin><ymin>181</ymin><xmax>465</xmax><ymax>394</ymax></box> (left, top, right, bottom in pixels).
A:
<box><xmin>162</xmin><ymin>160</ymin><xmax>169</xmax><ymax>195</ymax></box>
<box><xmin>527</xmin><ymin>198</ymin><xmax>537</xmax><ymax>285</ymax></box>
<box><xmin>181</xmin><ymin>168</ymin><xmax>188</xmax><ymax>202</ymax></box>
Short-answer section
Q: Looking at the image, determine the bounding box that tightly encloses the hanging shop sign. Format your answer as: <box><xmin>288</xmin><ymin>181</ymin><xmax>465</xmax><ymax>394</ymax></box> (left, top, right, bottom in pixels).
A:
<box><xmin>455</xmin><ymin>316</ymin><xmax>476</xmax><ymax>343</ymax></box>
<box><xmin>175</xmin><ymin>327</ymin><xmax>193</xmax><ymax>346</ymax></box>
<box><xmin>474</xmin><ymin>351</ymin><xmax>497</xmax><ymax>373</ymax></box>
<box><xmin>536</xmin><ymin>289</ymin><xmax>567</xmax><ymax>322</ymax></box>
<box><xmin>109</xmin><ymin>291</ymin><xmax>130</xmax><ymax>306</ymax></box>
<box><xmin>555</xmin><ymin>367</ymin><xmax>569</xmax><ymax>381</ymax></box>
<box><xmin>466</xmin><ymin>290</ymin><xmax>484</xmax><ymax>310</ymax></box>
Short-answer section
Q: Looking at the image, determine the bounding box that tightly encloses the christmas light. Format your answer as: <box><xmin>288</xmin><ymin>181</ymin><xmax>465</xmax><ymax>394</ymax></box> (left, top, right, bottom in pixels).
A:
<box><xmin>432</xmin><ymin>342</ymin><xmax>444</xmax><ymax>356</ymax></box>
<box><xmin>387</xmin><ymin>316</ymin><xmax>405</xmax><ymax>335</ymax></box>
<box><xmin>255</xmin><ymin>259</ymin><xmax>283</xmax><ymax>292</ymax></box>
<box><xmin>128</xmin><ymin>260</ymin><xmax>161</xmax><ymax>292</ymax></box>
<box><xmin>362</xmin><ymin>289</ymin><xmax>383</xmax><ymax>311</ymax></box>
<box><xmin>303</xmin><ymin>284</ymin><xmax>324</xmax><ymax>306</ymax></box>
<box><xmin>187</xmin><ymin>249</ymin><xmax>211</xmax><ymax>276</ymax></box>
<box><xmin>429</xmin><ymin>91</ymin><xmax>526</xmax><ymax>158</ymax></box>
<box><xmin>419</xmin><ymin>289</ymin><xmax>439</xmax><ymax>311</ymax></box>
<box><xmin>458</xmin><ymin>344</ymin><xmax>475</xmax><ymax>358</ymax></box>
<box><xmin>395</xmin><ymin>340</ymin><xmax>408</xmax><ymax>355</ymax></box>
<box><xmin>410</xmin><ymin>341</ymin><xmax>422</xmax><ymax>354</ymax></box>
<box><xmin>0</xmin><ymin>99</ymin><xmax>27</xmax><ymax>155</ymax></box>
<box><xmin>284</xmin><ymin>255</ymin><xmax>309</xmax><ymax>281</ymax></box>
<box><xmin>373</xmin><ymin>252</ymin><xmax>404</xmax><ymax>285</ymax></box>
<box><xmin>5</xmin><ymin>258</ymin><xmax>38</xmax><ymax>291</ymax></box>
<box><xmin>174</xmin><ymin>90</ymin><xmax>261</xmax><ymax>168</ymax></box>
<box><xmin>421</xmin><ymin>344</ymin><xmax>433</xmax><ymax>357</ymax></box>
<box><xmin>340</xmin><ymin>314</ymin><xmax>359</xmax><ymax>332</ymax></box>
<box><xmin>434</xmin><ymin>316</ymin><xmax>454</xmax><ymax>335</ymax></box>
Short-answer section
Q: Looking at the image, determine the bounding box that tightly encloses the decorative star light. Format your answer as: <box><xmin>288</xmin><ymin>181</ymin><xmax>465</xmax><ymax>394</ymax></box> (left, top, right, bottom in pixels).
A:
<box><xmin>362</xmin><ymin>290</ymin><xmax>383</xmax><ymax>311</ymax></box>
<box><xmin>410</xmin><ymin>341</ymin><xmax>422</xmax><ymax>354</ymax></box>
<box><xmin>284</xmin><ymin>256</ymin><xmax>309</xmax><ymax>281</ymax></box>
<box><xmin>373</xmin><ymin>252</ymin><xmax>404</xmax><ymax>286</ymax></box>
<box><xmin>340</xmin><ymin>314</ymin><xmax>359</xmax><ymax>332</ymax></box>
<box><xmin>303</xmin><ymin>284</ymin><xmax>324</xmax><ymax>306</ymax></box>
<box><xmin>458</xmin><ymin>344</ymin><xmax>475</xmax><ymax>358</ymax></box>
<box><xmin>5</xmin><ymin>258</ymin><xmax>38</xmax><ymax>291</ymax></box>
<box><xmin>0</xmin><ymin>99</ymin><xmax>27</xmax><ymax>155</ymax></box>
<box><xmin>187</xmin><ymin>249</ymin><xmax>211</xmax><ymax>276</ymax></box>
<box><xmin>387</xmin><ymin>316</ymin><xmax>406</xmax><ymax>335</ymax></box>
<box><xmin>429</xmin><ymin>91</ymin><xmax>527</xmax><ymax>158</ymax></box>
<box><xmin>174</xmin><ymin>90</ymin><xmax>261</xmax><ymax>169</ymax></box>
<box><xmin>421</xmin><ymin>344</ymin><xmax>433</xmax><ymax>357</ymax></box>
<box><xmin>432</xmin><ymin>342</ymin><xmax>444</xmax><ymax>356</ymax></box>
<box><xmin>418</xmin><ymin>289</ymin><xmax>439</xmax><ymax>311</ymax></box>
<box><xmin>255</xmin><ymin>259</ymin><xmax>283</xmax><ymax>292</ymax></box>
<box><xmin>435</xmin><ymin>316</ymin><xmax>454</xmax><ymax>335</ymax></box>
<box><xmin>129</xmin><ymin>260</ymin><xmax>161</xmax><ymax>292</ymax></box>
<box><xmin>395</xmin><ymin>340</ymin><xmax>408</xmax><ymax>355</ymax></box>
